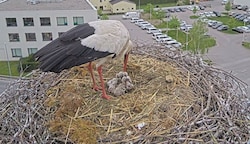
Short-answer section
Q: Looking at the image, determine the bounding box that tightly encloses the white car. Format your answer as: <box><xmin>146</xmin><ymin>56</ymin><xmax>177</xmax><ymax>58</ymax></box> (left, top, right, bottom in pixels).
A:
<box><xmin>152</xmin><ymin>32</ymin><xmax>163</xmax><ymax>39</ymax></box>
<box><xmin>131</xmin><ymin>17</ymin><xmax>139</xmax><ymax>23</ymax></box>
<box><xmin>141</xmin><ymin>24</ymin><xmax>153</xmax><ymax>30</ymax></box>
<box><xmin>159</xmin><ymin>37</ymin><xmax>173</xmax><ymax>43</ymax></box>
<box><xmin>147</xmin><ymin>28</ymin><xmax>162</xmax><ymax>34</ymax></box>
<box><xmin>155</xmin><ymin>34</ymin><xmax>169</xmax><ymax>42</ymax></box>
<box><xmin>238</xmin><ymin>26</ymin><xmax>250</xmax><ymax>33</ymax></box>
<box><xmin>134</xmin><ymin>19</ymin><xmax>144</xmax><ymax>25</ymax></box>
<box><xmin>136</xmin><ymin>21</ymin><xmax>149</xmax><ymax>27</ymax></box>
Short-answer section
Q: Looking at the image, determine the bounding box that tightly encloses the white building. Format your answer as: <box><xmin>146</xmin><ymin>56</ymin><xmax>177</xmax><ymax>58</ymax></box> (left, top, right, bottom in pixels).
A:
<box><xmin>233</xmin><ymin>0</ymin><xmax>250</xmax><ymax>7</ymax></box>
<box><xmin>0</xmin><ymin>0</ymin><xmax>98</xmax><ymax>61</ymax></box>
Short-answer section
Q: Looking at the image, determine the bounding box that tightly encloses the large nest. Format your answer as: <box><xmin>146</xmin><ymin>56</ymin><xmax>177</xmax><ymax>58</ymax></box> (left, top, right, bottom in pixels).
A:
<box><xmin>0</xmin><ymin>45</ymin><xmax>249</xmax><ymax>143</ymax></box>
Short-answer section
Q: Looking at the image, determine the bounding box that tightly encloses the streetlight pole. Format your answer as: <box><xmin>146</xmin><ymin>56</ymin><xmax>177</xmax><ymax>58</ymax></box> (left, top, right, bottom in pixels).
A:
<box><xmin>4</xmin><ymin>43</ymin><xmax>12</xmax><ymax>77</ymax></box>
<box><xmin>186</xmin><ymin>32</ymin><xmax>189</xmax><ymax>51</ymax></box>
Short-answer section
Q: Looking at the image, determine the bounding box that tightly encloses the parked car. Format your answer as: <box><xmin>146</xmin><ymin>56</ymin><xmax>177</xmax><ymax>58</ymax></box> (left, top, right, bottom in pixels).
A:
<box><xmin>172</xmin><ymin>41</ymin><xmax>182</xmax><ymax>48</ymax></box>
<box><xmin>221</xmin><ymin>0</ymin><xmax>228</xmax><ymax>5</ymax></box>
<box><xmin>199</xmin><ymin>5</ymin><xmax>205</xmax><ymax>10</ymax></box>
<box><xmin>242</xmin><ymin>5</ymin><xmax>248</xmax><ymax>11</ymax></box>
<box><xmin>152</xmin><ymin>32</ymin><xmax>163</xmax><ymax>39</ymax></box>
<box><xmin>141</xmin><ymin>24</ymin><xmax>153</xmax><ymax>30</ymax></box>
<box><xmin>130</xmin><ymin>17</ymin><xmax>139</xmax><ymax>23</ymax></box>
<box><xmin>179</xmin><ymin>8</ymin><xmax>186</xmax><ymax>12</ymax></box>
<box><xmin>212</xmin><ymin>22</ymin><xmax>223</xmax><ymax>29</ymax></box>
<box><xmin>136</xmin><ymin>21</ymin><xmax>150</xmax><ymax>27</ymax></box>
<box><xmin>155</xmin><ymin>34</ymin><xmax>170</xmax><ymax>42</ymax></box>
<box><xmin>237</xmin><ymin>5</ymin><xmax>243</xmax><ymax>10</ymax></box>
<box><xmin>232</xmin><ymin>5</ymin><xmax>238</xmax><ymax>9</ymax></box>
<box><xmin>180</xmin><ymin>24</ymin><xmax>193</xmax><ymax>31</ymax></box>
<box><xmin>239</xmin><ymin>26</ymin><xmax>250</xmax><ymax>33</ymax></box>
<box><xmin>232</xmin><ymin>27</ymin><xmax>244</xmax><ymax>33</ymax></box>
<box><xmin>217</xmin><ymin>25</ymin><xmax>229</xmax><ymax>31</ymax></box>
<box><xmin>147</xmin><ymin>27</ymin><xmax>162</xmax><ymax>34</ymax></box>
<box><xmin>208</xmin><ymin>21</ymin><xmax>218</xmax><ymax>27</ymax></box>
<box><xmin>159</xmin><ymin>37</ymin><xmax>173</xmax><ymax>44</ymax></box>
<box><xmin>213</xmin><ymin>11</ymin><xmax>221</xmax><ymax>17</ymax></box>
<box><xmin>134</xmin><ymin>19</ymin><xmax>144</xmax><ymax>25</ymax></box>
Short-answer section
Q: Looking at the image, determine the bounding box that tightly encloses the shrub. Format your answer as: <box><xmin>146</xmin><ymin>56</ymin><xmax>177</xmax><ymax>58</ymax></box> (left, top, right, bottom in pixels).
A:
<box><xmin>18</xmin><ymin>54</ymin><xmax>39</xmax><ymax>73</ymax></box>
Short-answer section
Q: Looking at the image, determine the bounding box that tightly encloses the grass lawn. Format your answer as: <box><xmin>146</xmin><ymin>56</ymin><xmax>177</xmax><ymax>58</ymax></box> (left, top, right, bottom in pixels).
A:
<box><xmin>242</xmin><ymin>41</ymin><xmax>250</xmax><ymax>49</ymax></box>
<box><xmin>138</xmin><ymin>3</ymin><xmax>176</xmax><ymax>9</ymax></box>
<box><xmin>208</xmin><ymin>16</ymin><xmax>244</xmax><ymax>34</ymax></box>
<box><xmin>0</xmin><ymin>61</ymin><xmax>20</xmax><ymax>76</ymax></box>
<box><xmin>190</xmin><ymin>15</ymin><xmax>199</xmax><ymax>19</ymax></box>
<box><xmin>166</xmin><ymin>30</ymin><xmax>216</xmax><ymax>51</ymax></box>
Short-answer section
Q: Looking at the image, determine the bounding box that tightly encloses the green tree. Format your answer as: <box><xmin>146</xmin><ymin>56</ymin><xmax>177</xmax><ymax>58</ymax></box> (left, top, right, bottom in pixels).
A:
<box><xmin>152</xmin><ymin>8</ymin><xmax>165</xmax><ymax>20</ymax></box>
<box><xmin>184</xmin><ymin>0</ymin><xmax>190</xmax><ymax>5</ymax></box>
<box><xmin>168</xmin><ymin>16</ymin><xmax>180</xmax><ymax>37</ymax></box>
<box><xmin>188</xmin><ymin>20</ymin><xmax>208</xmax><ymax>54</ymax></box>
<box><xmin>225</xmin><ymin>1</ymin><xmax>231</xmax><ymax>12</ymax></box>
<box><xmin>144</xmin><ymin>3</ymin><xmax>153</xmax><ymax>13</ymax></box>
<box><xmin>192</xmin><ymin>6</ymin><xmax>197</xmax><ymax>15</ymax></box>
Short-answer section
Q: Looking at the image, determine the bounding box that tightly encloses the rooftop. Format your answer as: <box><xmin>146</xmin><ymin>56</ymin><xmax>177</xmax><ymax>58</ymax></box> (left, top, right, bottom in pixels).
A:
<box><xmin>0</xmin><ymin>0</ymin><xmax>94</xmax><ymax>11</ymax></box>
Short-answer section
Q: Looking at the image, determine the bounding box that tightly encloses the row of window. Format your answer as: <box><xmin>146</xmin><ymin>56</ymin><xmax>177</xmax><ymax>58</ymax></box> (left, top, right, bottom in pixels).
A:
<box><xmin>8</xmin><ymin>32</ymin><xmax>64</xmax><ymax>42</ymax></box>
<box><xmin>11</xmin><ymin>48</ymin><xmax>38</xmax><ymax>57</ymax></box>
<box><xmin>6</xmin><ymin>16</ymin><xmax>84</xmax><ymax>27</ymax></box>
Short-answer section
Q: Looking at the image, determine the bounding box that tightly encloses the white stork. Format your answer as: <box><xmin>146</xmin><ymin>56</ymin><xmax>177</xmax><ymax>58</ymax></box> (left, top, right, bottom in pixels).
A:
<box><xmin>34</xmin><ymin>20</ymin><xmax>133</xmax><ymax>100</ymax></box>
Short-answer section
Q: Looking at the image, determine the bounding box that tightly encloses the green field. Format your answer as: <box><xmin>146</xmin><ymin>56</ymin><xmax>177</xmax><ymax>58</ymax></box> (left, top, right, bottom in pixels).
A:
<box><xmin>167</xmin><ymin>30</ymin><xmax>216</xmax><ymax>52</ymax></box>
<box><xmin>0</xmin><ymin>61</ymin><xmax>20</xmax><ymax>76</ymax></box>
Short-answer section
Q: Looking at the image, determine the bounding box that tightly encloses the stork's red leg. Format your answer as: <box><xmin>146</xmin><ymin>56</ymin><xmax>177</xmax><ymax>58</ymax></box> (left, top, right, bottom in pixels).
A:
<box><xmin>123</xmin><ymin>53</ymin><xmax>129</xmax><ymax>71</ymax></box>
<box><xmin>88</xmin><ymin>62</ymin><xmax>101</xmax><ymax>91</ymax></box>
<box><xmin>97</xmin><ymin>66</ymin><xmax>111</xmax><ymax>100</ymax></box>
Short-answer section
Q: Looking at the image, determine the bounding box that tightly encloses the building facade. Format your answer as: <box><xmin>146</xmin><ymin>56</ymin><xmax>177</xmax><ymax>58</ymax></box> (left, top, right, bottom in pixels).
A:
<box><xmin>110</xmin><ymin>0</ymin><xmax>136</xmax><ymax>13</ymax></box>
<box><xmin>90</xmin><ymin>0</ymin><xmax>136</xmax><ymax>13</ymax></box>
<box><xmin>0</xmin><ymin>0</ymin><xmax>98</xmax><ymax>61</ymax></box>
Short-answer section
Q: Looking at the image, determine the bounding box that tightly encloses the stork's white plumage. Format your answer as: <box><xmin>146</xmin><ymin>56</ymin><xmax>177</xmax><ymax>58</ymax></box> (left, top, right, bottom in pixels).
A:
<box><xmin>34</xmin><ymin>20</ymin><xmax>133</xmax><ymax>99</ymax></box>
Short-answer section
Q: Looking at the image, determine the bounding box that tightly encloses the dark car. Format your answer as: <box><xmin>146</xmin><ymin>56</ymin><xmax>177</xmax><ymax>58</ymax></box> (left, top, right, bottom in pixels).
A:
<box><xmin>232</xmin><ymin>13</ymin><xmax>241</xmax><ymax>18</ymax></box>
<box><xmin>232</xmin><ymin>5</ymin><xmax>238</xmax><ymax>9</ymax></box>
<box><xmin>217</xmin><ymin>25</ymin><xmax>229</xmax><ymax>31</ymax></box>
<box><xmin>232</xmin><ymin>27</ymin><xmax>244</xmax><ymax>33</ymax></box>
<box><xmin>168</xmin><ymin>9</ymin><xmax>175</xmax><ymax>13</ymax></box>
<box><xmin>199</xmin><ymin>5</ymin><xmax>205</xmax><ymax>10</ymax></box>
<box><xmin>174</xmin><ymin>8</ymin><xmax>181</xmax><ymax>12</ymax></box>
<box><xmin>242</xmin><ymin>5</ymin><xmax>248</xmax><ymax>11</ymax></box>
<box><xmin>179</xmin><ymin>8</ymin><xmax>186</xmax><ymax>12</ymax></box>
<box><xmin>213</xmin><ymin>11</ymin><xmax>221</xmax><ymax>17</ymax></box>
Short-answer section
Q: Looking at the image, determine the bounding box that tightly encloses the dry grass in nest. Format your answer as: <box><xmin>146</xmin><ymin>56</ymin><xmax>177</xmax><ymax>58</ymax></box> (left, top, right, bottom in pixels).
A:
<box><xmin>45</xmin><ymin>54</ymin><xmax>197</xmax><ymax>143</ymax></box>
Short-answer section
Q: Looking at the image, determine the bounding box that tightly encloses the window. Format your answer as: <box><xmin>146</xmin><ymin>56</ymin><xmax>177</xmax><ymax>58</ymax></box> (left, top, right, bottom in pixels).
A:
<box><xmin>11</xmin><ymin>48</ymin><xmax>22</xmax><ymax>57</ymax></box>
<box><xmin>6</xmin><ymin>18</ymin><xmax>17</xmax><ymax>26</ymax></box>
<box><xmin>42</xmin><ymin>33</ymin><xmax>53</xmax><ymax>41</ymax></box>
<box><xmin>25</xmin><ymin>33</ymin><xmax>36</xmax><ymax>41</ymax></box>
<box><xmin>58</xmin><ymin>32</ymin><xmax>64</xmax><ymax>37</ymax></box>
<box><xmin>8</xmin><ymin>33</ymin><xmax>20</xmax><ymax>42</ymax></box>
<box><xmin>28</xmin><ymin>48</ymin><xmax>38</xmax><ymax>55</ymax></box>
<box><xmin>23</xmin><ymin>18</ymin><xmax>34</xmax><ymax>26</ymax></box>
<box><xmin>73</xmin><ymin>17</ymin><xmax>84</xmax><ymax>25</ymax></box>
<box><xmin>57</xmin><ymin>17</ymin><xmax>67</xmax><ymax>26</ymax></box>
<box><xmin>40</xmin><ymin>17</ymin><xmax>51</xmax><ymax>26</ymax></box>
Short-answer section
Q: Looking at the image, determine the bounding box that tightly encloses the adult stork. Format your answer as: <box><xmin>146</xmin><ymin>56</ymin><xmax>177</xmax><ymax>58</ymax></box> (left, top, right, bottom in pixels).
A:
<box><xmin>34</xmin><ymin>20</ymin><xmax>133</xmax><ymax>100</ymax></box>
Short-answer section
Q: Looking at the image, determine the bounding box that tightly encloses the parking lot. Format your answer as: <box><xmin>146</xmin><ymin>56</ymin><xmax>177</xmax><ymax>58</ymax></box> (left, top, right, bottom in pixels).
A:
<box><xmin>110</xmin><ymin>0</ymin><xmax>250</xmax><ymax>94</ymax></box>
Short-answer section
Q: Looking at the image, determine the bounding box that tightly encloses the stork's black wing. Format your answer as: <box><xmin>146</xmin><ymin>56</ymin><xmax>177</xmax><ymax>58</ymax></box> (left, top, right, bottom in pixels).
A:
<box><xmin>34</xmin><ymin>23</ymin><xmax>112</xmax><ymax>73</ymax></box>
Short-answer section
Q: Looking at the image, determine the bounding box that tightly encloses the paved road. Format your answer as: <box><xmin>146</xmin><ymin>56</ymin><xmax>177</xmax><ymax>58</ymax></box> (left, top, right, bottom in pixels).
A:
<box><xmin>0</xmin><ymin>78</ymin><xmax>14</xmax><ymax>94</ymax></box>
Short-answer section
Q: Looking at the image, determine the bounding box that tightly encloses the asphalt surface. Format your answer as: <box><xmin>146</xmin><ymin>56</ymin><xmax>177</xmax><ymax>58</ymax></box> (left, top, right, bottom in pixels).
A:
<box><xmin>0</xmin><ymin>78</ymin><xmax>14</xmax><ymax>94</ymax></box>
